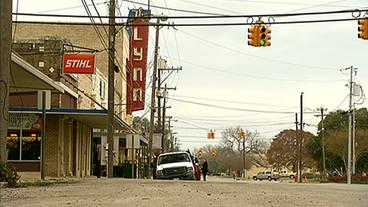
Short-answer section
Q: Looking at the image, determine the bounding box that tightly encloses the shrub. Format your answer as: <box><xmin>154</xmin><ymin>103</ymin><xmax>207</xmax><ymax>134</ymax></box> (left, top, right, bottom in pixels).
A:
<box><xmin>327</xmin><ymin>175</ymin><xmax>368</xmax><ymax>184</ymax></box>
<box><xmin>0</xmin><ymin>162</ymin><xmax>20</xmax><ymax>187</ymax></box>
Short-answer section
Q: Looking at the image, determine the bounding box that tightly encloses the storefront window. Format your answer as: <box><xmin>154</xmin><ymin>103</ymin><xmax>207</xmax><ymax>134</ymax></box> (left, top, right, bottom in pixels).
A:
<box><xmin>7</xmin><ymin>131</ymin><xmax>41</xmax><ymax>161</ymax></box>
<box><xmin>7</xmin><ymin>133</ymin><xmax>20</xmax><ymax>160</ymax></box>
<box><xmin>21</xmin><ymin>133</ymin><xmax>41</xmax><ymax>160</ymax></box>
<box><xmin>7</xmin><ymin>113</ymin><xmax>41</xmax><ymax>161</ymax></box>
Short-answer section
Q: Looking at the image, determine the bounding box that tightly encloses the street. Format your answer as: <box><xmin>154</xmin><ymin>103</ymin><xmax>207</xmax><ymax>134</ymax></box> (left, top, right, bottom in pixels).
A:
<box><xmin>1</xmin><ymin>177</ymin><xmax>367</xmax><ymax>207</ymax></box>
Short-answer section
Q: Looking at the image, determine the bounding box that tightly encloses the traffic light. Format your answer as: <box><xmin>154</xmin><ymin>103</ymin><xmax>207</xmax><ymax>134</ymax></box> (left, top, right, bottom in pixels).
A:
<box><xmin>207</xmin><ymin>130</ymin><xmax>215</xmax><ymax>139</ymax></box>
<box><xmin>238</xmin><ymin>129</ymin><xmax>246</xmax><ymax>139</ymax></box>
<box><xmin>248</xmin><ymin>26</ymin><xmax>260</xmax><ymax>46</ymax></box>
<box><xmin>259</xmin><ymin>26</ymin><xmax>271</xmax><ymax>47</ymax></box>
<box><xmin>210</xmin><ymin>149</ymin><xmax>217</xmax><ymax>157</ymax></box>
<box><xmin>358</xmin><ymin>19</ymin><xmax>368</xmax><ymax>40</ymax></box>
<box><xmin>197</xmin><ymin>149</ymin><xmax>203</xmax><ymax>157</ymax></box>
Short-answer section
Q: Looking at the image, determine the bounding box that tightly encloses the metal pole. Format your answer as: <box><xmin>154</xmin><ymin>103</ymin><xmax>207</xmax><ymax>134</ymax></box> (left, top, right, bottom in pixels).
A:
<box><xmin>299</xmin><ymin>92</ymin><xmax>304</xmax><ymax>183</ymax></box>
<box><xmin>352</xmin><ymin>104</ymin><xmax>356</xmax><ymax>175</ymax></box>
<box><xmin>0</xmin><ymin>0</ymin><xmax>12</xmax><ymax>163</ymax></box>
<box><xmin>295</xmin><ymin>113</ymin><xmax>299</xmax><ymax>182</ymax></box>
<box><xmin>41</xmin><ymin>91</ymin><xmax>46</xmax><ymax>180</ymax></box>
<box><xmin>148</xmin><ymin>18</ymin><xmax>160</xmax><ymax>177</ymax></box>
<box><xmin>347</xmin><ymin>66</ymin><xmax>353</xmax><ymax>184</ymax></box>
<box><xmin>107</xmin><ymin>0</ymin><xmax>116</xmax><ymax>178</ymax></box>
<box><xmin>320</xmin><ymin>107</ymin><xmax>326</xmax><ymax>181</ymax></box>
<box><xmin>131</xmin><ymin>135</ymin><xmax>134</xmax><ymax>178</ymax></box>
<box><xmin>242</xmin><ymin>136</ymin><xmax>246</xmax><ymax>178</ymax></box>
<box><xmin>20</xmin><ymin>114</ymin><xmax>23</xmax><ymax>160</ymax></box>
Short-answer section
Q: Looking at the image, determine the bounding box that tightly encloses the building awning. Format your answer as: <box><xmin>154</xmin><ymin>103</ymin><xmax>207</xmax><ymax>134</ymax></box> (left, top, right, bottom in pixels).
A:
<box><xmin>10</xmin><ymin>52</ymin><xmax>64</xmax><ymax>93</ymax></box>
<box><xmin>9</xmin><ymin>108</ymin><xmax>134</xmax><ymax>132</ymax></box>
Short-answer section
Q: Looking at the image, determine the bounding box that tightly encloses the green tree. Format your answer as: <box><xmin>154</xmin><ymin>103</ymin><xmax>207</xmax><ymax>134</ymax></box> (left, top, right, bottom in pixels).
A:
<box><xmin>307</xmin><ymin>107</ymin><xmax>368</xmax><ymax>175</ymax></box>
<box><xmin>267</xmin><ymin>129</ymin><xmax>314</xmax><ymax>171</ymax></box>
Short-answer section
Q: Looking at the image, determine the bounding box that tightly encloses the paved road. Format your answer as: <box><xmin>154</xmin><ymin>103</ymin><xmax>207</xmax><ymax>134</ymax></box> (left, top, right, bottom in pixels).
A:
<box><xmin>1</xmin><ymin>176</ymin><xmax>367</xmax><ymax>207</ymax></box>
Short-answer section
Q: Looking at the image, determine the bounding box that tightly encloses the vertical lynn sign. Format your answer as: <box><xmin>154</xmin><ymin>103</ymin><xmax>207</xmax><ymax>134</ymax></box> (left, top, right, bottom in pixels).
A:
<box><xmin>127</xmin><ymin>8</ymin><xmax>150</xmax><ymax>113</ymax></box>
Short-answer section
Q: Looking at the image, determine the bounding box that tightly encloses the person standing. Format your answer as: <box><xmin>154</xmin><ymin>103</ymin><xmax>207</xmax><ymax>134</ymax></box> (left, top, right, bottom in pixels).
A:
<box><xmin>201</xmin><ymin>159</ymin><xmax>208</xmax><ymax>181</ymax></box>
<box><xmin>94</xmin><ymin>144</ymin><xmax>101</xmax><ymax>178</ymax></box>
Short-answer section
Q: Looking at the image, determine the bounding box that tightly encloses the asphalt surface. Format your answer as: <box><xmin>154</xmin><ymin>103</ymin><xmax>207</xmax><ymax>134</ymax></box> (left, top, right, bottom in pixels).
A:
<box><xmin>1</xmin><ymin>176</ymin><xmax>367</xmax><ymax>207</ymax></box>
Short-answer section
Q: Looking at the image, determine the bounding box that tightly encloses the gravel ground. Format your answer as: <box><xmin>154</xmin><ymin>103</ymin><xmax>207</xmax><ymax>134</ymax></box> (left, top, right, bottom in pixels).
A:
<box><xmin>1</xmin><ymin>176</ymin><xmax>367</xmax><ymax>207</ymax></box>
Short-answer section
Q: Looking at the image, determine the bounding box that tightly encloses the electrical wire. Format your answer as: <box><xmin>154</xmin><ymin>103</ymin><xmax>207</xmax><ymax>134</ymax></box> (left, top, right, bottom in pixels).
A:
<box><xmin>172</xmin><ymin>95</ymin><xmax>298</xmax><ymax>108</ymax></box>
<box><xmin>122</xmin><ymin>0</ymin><xmax>227</xmax><ymax>16</ymax></box>
<box><xmin>13</xmin><ymin>8</ymin><xmax>368</xmax><ymax>19</ymax></box>
<box><xmin>177</xmin><ymin>30</ymin><xmax>337</xmax><ymax>72</ymax></box>
<box><xmin>36</xmin><ymin>1</ymin><xmax>108</xmax><ymax>13</ymax></box>
<box><xmin>170</xmin><ymin>97</ymin><xmax>313</xmax><ymax>114</ymax></box>
<box><xmin>179</xmin><ymin>0</ymin><xmax>241</xmax><ymax>15</ymax></box>
<box><xmin>332</xmin><ymin>95</ymin><xmax>348</xmax><ymax>111</ymax></box>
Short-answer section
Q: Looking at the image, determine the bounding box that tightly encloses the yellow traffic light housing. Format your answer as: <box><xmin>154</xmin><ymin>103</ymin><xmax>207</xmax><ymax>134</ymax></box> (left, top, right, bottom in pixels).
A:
<box><xmin>358</xmin><ymin>19</ymin><xmax>368</xmax><ymax>40</ymax></box>
<box><xmin>238</xmin><ymin>129</ymin><xmax>247</xmax><ymax>139</ymax></box>
<box><xmin>207</xmin><ymin>130</ymin><xmax>215</xmax><ymax>139</ymax></box>
<box><xmin>248</xmin><ymin>26</ymin><xmax>260</xmax><ymax>46</ymax></box>
<box><xmin>260</xmin><ymin>26</ymin><xmax>271</xmax><ymax>47</ymax></box>
<box><xmin>210</xmin><ymin>149</ymin><xmax>217</xmax><ymax>157</ymax></box>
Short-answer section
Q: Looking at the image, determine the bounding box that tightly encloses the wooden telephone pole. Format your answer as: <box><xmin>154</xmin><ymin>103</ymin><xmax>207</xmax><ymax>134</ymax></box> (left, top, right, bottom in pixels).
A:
<box><xmin>0</xmin><ymin>0</ymin><xmax>12</xmax><ymax>163</ymax></box>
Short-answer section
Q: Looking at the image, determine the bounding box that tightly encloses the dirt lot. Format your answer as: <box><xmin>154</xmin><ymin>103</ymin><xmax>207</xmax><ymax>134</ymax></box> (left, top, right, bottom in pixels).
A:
<box><xmin>1</xmin><ymin>177</ymin><xmax>367</xmax><ymax>207</ymax></box>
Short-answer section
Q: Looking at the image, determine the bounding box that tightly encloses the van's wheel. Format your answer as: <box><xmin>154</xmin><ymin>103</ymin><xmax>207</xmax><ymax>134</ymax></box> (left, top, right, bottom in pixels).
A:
<box><xmin>290</xmin><ymin>175</ymin><xmax>294</xmax><ymax>179</ymax></box>
<box><xmin>268</xmin><ymin>177</ymin><xmax>272</xmax><ymax>181</ymax></box>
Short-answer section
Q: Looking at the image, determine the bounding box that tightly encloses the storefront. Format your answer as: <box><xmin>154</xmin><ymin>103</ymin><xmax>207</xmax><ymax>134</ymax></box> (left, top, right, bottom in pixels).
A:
<box><xmin>7</xmin><ymin>113</ymin><xmax>42</xmax><ymax>171</ymax></box>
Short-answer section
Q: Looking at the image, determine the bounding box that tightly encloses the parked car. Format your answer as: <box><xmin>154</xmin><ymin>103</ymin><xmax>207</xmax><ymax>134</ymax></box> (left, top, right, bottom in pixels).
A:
<box><xmin>155</xmin><ymin>152</ymin><xmax>195</xmax><ymax>180</ymax></box>
<box><xmin>277</xmin><ymin>170</ymin><xmax>295</xmax><ymax>179</ymax></box>
<box><xmin>253</xmin><ymin>171</ymin><xmax>279</xmax><ymax>181</ymax></box>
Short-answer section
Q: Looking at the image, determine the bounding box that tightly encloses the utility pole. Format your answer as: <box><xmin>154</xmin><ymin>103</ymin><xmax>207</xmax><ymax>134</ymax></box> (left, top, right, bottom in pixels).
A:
<box><xmin>161</xmin><ymin>84</ymin><xmax>167</xmax><ymax>153</ymax></box>
<box><xmin>352</xmin><ymin>104</ymin><xmax>356</xmax><ymax>175</ymax></box>
<box><xmin>316</xmin><ymin>107</ymin><xmax>327</xmax><ymax>181</ymax></box>
<box><xmin>157</xmin><ymin>67</ymin><xmax>162</xmax><ymax>146</ymax></box>
<box><xmin>347</xmin><ymin>66</ymin><xmax>354</xmax><ymax>184</ymax></box>
<box><xmin>242</xmin><ymin>136</ymin><xmax>246</xmax><ymax>178</ymax></box>
<box><xmin>298</xmin><ymin>92</ymin><xmax>304</xmax><ymax>183</ymax></box>
<box><xmin>0</xmin><ymin>0</ymin><xmax>12</xmax><ymax>163</ymax></box>
<box><xmin>107</xmin><ymin>0</ymin><xmax>116</xmax><ymax>178</ymax></box>
<box><xmin>148</xmin><ymin>18</ymin><xmax>161</xmax><ymax>177</ymax></box>
<box><xmin>157</xmin><ymin>64</ymin><xmax>181</xmax><ymax>153</ymax></box>
<box><xmin>341</xmin><ymin>66</ymin><xmax>356</xmax><ymax>184</ymax></box>
<box><xmin>295</xmin><ymin>113</ymin><xmax>300</xmax><ymax>182</ymax></box>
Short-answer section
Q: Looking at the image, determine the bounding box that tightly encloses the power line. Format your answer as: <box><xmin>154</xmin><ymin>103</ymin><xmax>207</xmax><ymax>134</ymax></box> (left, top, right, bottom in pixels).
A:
<box><xmin>36</xmin><ymin>1</ymin><xmax>108</xmax><ymax>13</ymax></box>
<box><xmin>13</xmin><ymin>8</ymin><xmax>368</xmax><ymax>19</ymax></box>
<box><xmin>170</xmin><ymin>95</ymin><xmax>296</xmax><ymax>108</ymax></box>
<box><xmin>13</xmin><ymin>16</ymin><xmax>364</xmax><ymax>28</ymax></box>
<box><xmin>170</xmin><ymin>97</ymin><xmax>314</xmax><ymax>114</ymax></box>
<box><xmin>122</xmin><ymin>0</ymin><xmax>227</xmax><ymax>16</ymax></box>
<box><xmin>177</xmin><ymin>30</ymin><xmax>337</xmax><ymax>71</ymax></box>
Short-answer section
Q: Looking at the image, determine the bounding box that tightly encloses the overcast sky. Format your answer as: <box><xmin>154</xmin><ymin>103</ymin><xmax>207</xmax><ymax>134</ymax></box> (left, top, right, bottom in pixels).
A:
<box><xmin>13</xmin><ymin>0</ymin><xmax>368</xmax><ymax>151</ymax></box>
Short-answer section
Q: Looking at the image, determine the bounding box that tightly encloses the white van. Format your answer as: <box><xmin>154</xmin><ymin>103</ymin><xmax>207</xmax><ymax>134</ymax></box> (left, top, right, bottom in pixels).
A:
<box><xmin>156</xmin><ymin>152</ymin><xmax>195</xmax><ymax>180</ymax></box>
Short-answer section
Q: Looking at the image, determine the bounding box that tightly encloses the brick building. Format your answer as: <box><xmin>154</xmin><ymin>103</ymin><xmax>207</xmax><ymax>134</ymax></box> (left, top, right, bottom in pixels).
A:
<box><xmin>7</xmin><ymin>22</ymin><xmax>147</xmax><ymax>178</ymax></box>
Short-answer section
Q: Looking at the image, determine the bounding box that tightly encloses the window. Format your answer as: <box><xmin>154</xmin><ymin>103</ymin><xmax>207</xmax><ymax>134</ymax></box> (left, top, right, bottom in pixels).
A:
<box><xmin>158</xmin><ymin>153</ymin><xmax>190</xmax><ymax>165</ymax></box>
<box><xmin>7</xmin><ymin>131</ymin><xmax>41</xmax><ymax>160</ymax></box>
<box><xmin>100</xmin><ymin>80</ymin><xmax>106</xmax><ymax>99</ymax></box>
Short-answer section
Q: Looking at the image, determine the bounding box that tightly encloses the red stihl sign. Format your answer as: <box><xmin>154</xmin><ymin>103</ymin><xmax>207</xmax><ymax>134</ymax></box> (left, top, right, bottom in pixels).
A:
<box><xmin>63</xmin><ymin>54</ymin><xmax>95</xmax><ymax>74</ymax></box>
